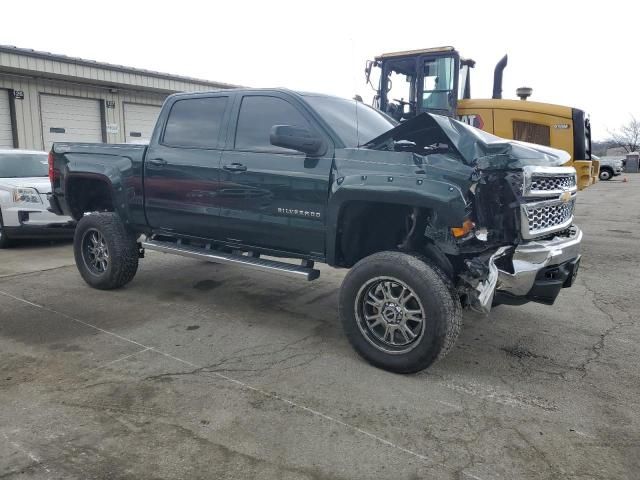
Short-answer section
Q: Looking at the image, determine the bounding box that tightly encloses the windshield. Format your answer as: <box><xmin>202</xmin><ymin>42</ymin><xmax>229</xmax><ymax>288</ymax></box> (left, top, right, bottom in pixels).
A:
<box><xmin>304</xmin><ymin>96</ymin><xmax>397</xmax><ymax>148</ymax></box>
<box><xmin>0</xmin><ymin>153</ymin><xmax>49</xmax><ymax>178</ymax></box>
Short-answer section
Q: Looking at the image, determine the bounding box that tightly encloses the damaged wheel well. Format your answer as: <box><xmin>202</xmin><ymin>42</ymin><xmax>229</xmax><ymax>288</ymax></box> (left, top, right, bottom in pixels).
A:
<box><xmin>335</xmin><ymin>201</ymin><xmax>454</xmax><ymax>277</ymax></box>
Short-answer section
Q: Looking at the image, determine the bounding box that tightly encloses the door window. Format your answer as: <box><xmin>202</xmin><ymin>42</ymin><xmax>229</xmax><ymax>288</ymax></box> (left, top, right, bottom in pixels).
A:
<box><xmin>163</xmin><ymin>97</ymin><xmax>228</xmax><ymax>148</ymax></box>
<box><xmin>382</xmin><ymin>57</ymin><xmax>417</xmax><ymax>120</ymax></box>
<box><xmin>421</xmin><ymin>56</ymin><xmax>455</xmax><ymax>111</ymax></box>
<box><xmin>235</xmin><ymin>96</ymin><xmax>311</xmax><ymax>152</ymax></box>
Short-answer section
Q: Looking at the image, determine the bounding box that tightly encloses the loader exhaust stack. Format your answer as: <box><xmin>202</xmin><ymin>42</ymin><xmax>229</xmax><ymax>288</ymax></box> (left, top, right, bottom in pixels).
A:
<box><xmin>492</xmin><ymin>54</ymin><xmax>508</xmax><ymax>99</ymax></box>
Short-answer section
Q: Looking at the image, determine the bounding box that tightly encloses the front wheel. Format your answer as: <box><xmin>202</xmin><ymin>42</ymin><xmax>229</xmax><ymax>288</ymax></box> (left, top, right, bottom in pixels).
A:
<box><xmin>339</xmin><ymin>251</ymin><xmax>462</xmax><ymax>373</ymax></box>
<box><xmin>73</xmin><ymin>213</ymin><xmax>139</xmax><ymax>290</ymax></box>
<box><xmin>599</xmin><ymin>168</ymin><xmax>613</xmax><ymax>181</ymax></box>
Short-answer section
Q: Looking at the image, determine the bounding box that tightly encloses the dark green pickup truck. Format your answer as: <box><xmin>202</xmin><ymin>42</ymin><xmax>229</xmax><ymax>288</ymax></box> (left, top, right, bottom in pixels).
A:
<box><xmin>48</xmin><ymin>88</ymin><xmax>582</xmax><ymax>373</ymax></box>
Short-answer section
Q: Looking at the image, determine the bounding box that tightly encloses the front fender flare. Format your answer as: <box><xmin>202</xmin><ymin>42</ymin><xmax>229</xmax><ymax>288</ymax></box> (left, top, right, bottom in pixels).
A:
<box><xmin>325</xmin><ymin>175</ymin><xmax>468</xmax><ymax>265</ymax></box>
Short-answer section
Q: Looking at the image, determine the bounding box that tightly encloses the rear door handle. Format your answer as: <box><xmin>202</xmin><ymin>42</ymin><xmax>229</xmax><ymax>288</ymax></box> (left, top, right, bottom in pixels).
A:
<box><xmin>148</xmin><ymin>158</ymin><xmax>167</xmax><ymax>167</ymax></box>
<box><xmin>223</xmin><ymin>163</ymin><xmax>247</xmax><ymax>172</ymax></box>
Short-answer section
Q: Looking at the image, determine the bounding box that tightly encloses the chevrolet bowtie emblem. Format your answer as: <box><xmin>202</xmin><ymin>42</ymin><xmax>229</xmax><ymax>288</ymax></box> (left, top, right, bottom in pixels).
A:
<box><xmin>559</xmin><ymin>191</ymin><xmax>572</xmax><ymax>203</ymax></box>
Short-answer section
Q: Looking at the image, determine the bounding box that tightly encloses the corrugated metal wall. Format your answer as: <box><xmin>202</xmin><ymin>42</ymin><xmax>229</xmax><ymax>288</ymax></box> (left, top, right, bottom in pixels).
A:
<box><xmin>0</xmin><ymin>47</ymin><xmax>236</xmax><ymax>150</ymax></box>
<box><xmin>0</xmin><ymin>48</ymin><xmax>230</xmax><ymax>93</ymax></box>
<box><xmin>0</xmin><ymin>74</ymin><xmax>172</xmax><ymax>149</ymax></box>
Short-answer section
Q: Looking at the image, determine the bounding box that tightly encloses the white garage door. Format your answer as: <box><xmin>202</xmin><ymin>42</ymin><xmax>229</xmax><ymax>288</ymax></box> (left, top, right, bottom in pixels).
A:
<box><xmin>0</xmin><ymin>89</ymin><xmax>14</xmax><ymax>148</ymax></box>
<box><xmin>124</xmin><ymin>103</ymin><xmax>161</xmax><ymax>143</ymax></box>
<box><xmin>41</xmin><ymin>95</ymin><xmax>103</xmax><ymax>150</ymax></box>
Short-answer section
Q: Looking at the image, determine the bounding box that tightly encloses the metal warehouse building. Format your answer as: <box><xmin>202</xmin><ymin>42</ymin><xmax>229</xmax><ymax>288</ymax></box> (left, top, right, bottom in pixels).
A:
<box><xmin>0</xmin><ymin>45</ymin><xmax>237</xmax><ymax>151</ymax></box>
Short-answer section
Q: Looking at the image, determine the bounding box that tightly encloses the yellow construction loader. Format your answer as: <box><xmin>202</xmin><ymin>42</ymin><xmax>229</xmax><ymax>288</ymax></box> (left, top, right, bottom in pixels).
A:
<box><xmin>365</xmin><ymin>46</ymin><xmax>598</xmax><ymax>189</ymax></box>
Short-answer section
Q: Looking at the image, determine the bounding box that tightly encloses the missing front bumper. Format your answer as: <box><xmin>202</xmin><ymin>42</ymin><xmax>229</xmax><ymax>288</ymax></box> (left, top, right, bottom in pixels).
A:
<box><xmin>464</xmin><ymin>226</ymin><xmax>582</xmax><ymax>313</ymax></box>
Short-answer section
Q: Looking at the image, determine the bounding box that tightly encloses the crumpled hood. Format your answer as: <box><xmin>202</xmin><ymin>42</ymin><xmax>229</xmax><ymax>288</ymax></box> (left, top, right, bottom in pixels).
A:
<box><xmin>363</xmin><ymin>113</ymin><xmax>570</xmax><ymax>170</ymax></box>
<box><xmin>0</xmin><ymin>177</ymin><xmax>52</xmax><ymax>194</ymax></box>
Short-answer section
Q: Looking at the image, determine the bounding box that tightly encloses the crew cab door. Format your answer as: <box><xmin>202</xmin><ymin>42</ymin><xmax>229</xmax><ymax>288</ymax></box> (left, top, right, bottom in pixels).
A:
<box><xmin>218</xmin><ymin>93</ymin><xmax>332</xmax><ymax>256</ymax></box>
<box><xmin>144</xmin><ymin>93</ymin><xmax>231</xmax><ymax>238</ymax></box>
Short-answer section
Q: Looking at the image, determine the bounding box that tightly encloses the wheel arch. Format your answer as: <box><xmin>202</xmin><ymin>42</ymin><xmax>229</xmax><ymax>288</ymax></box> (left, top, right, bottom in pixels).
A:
<box><xmin>65</xmin><ymin>172</ymin><xmax>130</xmax><ymax>222</ymax></box>
<box><xmin>326</xmin><ymin>185</ymin><xmax>466</xmax><ymax>270</ymax></box>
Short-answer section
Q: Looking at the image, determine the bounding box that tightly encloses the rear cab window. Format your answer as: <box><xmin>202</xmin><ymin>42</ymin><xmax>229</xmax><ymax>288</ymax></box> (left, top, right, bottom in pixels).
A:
<box><xmin>234</xmin><ymin>96</ymin><xmax>311</xmax><ymax>153</ymax></box>
<box><xmin>162</xmin><ymin>96</ymin><xmax>228</xmax><ymax>149</ymax></box>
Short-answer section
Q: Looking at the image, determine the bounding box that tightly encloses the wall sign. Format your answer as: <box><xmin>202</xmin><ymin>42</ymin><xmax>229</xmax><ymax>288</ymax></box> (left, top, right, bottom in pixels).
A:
<box><xmin>13</xmin><ymin>90</ymin><xmax>24</xmax><ymax>100</ymax></box>
<box><xmin>106</xmin><ymin>123</ymin><xmax>119</xmax><ymax>134</ymax></box>
<box><xmin>106</xmin><ymin>100</ymin><xmax>116</xmax><ymax>109</ymax></box>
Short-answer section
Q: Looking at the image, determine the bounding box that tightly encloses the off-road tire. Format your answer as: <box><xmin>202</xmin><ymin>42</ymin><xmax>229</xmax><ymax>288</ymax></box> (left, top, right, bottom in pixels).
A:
<box><xmin>339</xmin><ymin>251</ymin><xmax>462</xmax><ymax>373</ymax></box>
<box><xmin>0</xmin><ymin>210</ymin><xmax>12</xmax><ymax>249</ymax></box>
<box><xmin>74</xmin><ymin>213</ymin><xmax>139</xmax><ymax>290</ymax></box>
<box><xmin>599</xmin><ymin>168</ymin><xmax>613</xmax><ymax>181</ymax></box>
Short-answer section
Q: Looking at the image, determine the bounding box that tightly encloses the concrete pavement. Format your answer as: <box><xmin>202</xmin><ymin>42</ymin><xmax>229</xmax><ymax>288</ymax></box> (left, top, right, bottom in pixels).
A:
<box><xmin>1</xmin><ymin>176</ymin><xmax>638</xmax><ymax>479</ymax></box>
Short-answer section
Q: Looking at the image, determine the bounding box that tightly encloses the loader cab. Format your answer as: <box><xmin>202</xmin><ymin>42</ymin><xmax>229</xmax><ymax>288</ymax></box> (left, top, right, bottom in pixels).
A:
<box><xmin>367</xmin><ymin>46</ymin><xmax>597</xmax><ymax>189</ymax></box>
<box><xmin>367</xmin><ymin>47</ymin><xmax>461</xmax><ymax>120</ymax></box>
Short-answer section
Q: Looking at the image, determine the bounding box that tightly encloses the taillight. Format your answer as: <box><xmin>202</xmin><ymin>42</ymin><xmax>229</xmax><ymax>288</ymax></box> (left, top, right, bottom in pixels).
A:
<box><xmin>48</xmin><ymin>151</ymin><xmax>56</xmax><ymax>183</ymax></box>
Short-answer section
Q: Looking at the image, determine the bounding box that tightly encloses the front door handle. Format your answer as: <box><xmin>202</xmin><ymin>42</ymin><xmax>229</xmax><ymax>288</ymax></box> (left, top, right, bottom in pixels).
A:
<box><xmin>223</xmin><ymin>163</ymin><xmax>247</xmax><ymax>172</ymax></box>
<box><xmin>148</xmin><ymin>158</ymin><xmax>167</xmax><ymax>167</ymax></box>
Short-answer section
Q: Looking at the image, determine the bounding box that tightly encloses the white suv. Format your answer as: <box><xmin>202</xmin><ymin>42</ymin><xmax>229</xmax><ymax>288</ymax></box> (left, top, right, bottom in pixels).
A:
<box><xmin>0</xmin><ymin>149</ymin><xmax>74</xmax><ymax>248</ymax></box>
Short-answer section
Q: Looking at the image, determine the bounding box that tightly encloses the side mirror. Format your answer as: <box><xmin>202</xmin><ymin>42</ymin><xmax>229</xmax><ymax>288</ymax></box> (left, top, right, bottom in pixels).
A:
<box><xmin>365</xmin><ymin>60</ymin><xmax>373</xmax><ymax>84</ymax></box>
<box><xmin>270</xmin><ymin>125</ymin><xmax>324</xmax><ymax>155</ymax></box>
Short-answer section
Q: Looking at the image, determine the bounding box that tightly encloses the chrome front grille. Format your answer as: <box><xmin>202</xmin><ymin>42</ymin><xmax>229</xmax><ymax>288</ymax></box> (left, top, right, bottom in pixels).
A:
<box><xmin>522</xmin><ymin>198</ymin><xmax>575</xmax><ymax>238</ymax></box>
<box><xmin>520</xmin><ymin>166</ymin><xmax>578</xmax><ymax>239</ymax></box>
<box><xmin>523</xmin><ymin>166</ymin><xmax>578</xmax><ymax>197</ymax></box>
<box><xmin>530</xmin><ymin>175</ymin><xmax>576</xmax><ymax>193</ymax></box>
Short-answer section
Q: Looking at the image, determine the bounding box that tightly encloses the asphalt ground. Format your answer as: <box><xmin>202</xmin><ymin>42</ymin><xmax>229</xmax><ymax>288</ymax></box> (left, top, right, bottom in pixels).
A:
<box><xmin>1</xmin><ymin>175</ymin><xmax>638</xmax><ymax>479</ymax></box>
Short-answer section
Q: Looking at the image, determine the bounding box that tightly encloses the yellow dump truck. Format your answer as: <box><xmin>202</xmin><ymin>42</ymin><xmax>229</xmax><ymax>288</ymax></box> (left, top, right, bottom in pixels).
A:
<box><xmin>366</xmin><ymin>46</ymin><xmax>598</xmax><ymax>189</ymax></box>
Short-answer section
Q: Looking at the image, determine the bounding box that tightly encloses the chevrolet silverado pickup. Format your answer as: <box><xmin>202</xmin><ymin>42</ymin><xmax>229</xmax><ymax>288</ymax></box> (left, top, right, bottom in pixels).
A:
<box><xmin>48</xmin><ymin>88</ymin><xmax>582</xmax><ymax>373</ymax></box>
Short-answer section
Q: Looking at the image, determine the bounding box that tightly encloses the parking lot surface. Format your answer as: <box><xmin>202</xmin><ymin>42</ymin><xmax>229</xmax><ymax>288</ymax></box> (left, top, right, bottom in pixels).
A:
<box><xmin>1</xmin><ymin>177</ymin><xmax>639</xmax><ymax>479</ymax></box>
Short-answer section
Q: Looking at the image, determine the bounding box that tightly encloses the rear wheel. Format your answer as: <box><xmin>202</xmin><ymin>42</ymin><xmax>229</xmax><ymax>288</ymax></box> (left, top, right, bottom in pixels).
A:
<box><xmin>0</xmin><ymin>210</ymin><xmax>12</xmax><ymax>249</ymax></box>
<box><xmin>73</xmin><ymin>213</ymin><xmax>139</xmax><ymax>290</ymax></box>
<box><xmin>339</xmin><ymin>251</ymin><xmax>462</xmax><ymax>373</ymax></box>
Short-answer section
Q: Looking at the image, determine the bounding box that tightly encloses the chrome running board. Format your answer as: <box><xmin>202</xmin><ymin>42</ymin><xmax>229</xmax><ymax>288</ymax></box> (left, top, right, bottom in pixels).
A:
<box><xmin>141</xmin><ymin>239</ymin><xmax>320</xmax><ymax>281</ymax></box>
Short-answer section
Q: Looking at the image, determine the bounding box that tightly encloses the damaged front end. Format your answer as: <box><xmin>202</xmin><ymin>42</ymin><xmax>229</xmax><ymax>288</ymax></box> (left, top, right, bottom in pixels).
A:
<box><xmin>364</xmin><ymin>113</ymin><xmax>583</xmax><ymax>313</ymax></box>
<box><xmin>461</xmin><ymin>160</ymin><xmax>581</xmax><ymax>313</ymax></box>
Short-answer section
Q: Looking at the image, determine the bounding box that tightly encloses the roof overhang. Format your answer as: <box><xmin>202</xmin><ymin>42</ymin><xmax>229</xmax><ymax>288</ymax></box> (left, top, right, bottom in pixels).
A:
<box><xmin>375</xmin><ymin>46</ymin><xmax>456</xmax><ymax>61</ymax></box>
<box><xmin>0</xmin><ymin>45</ymin><xmax>239</xmax><ymax>93</ymax></box>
